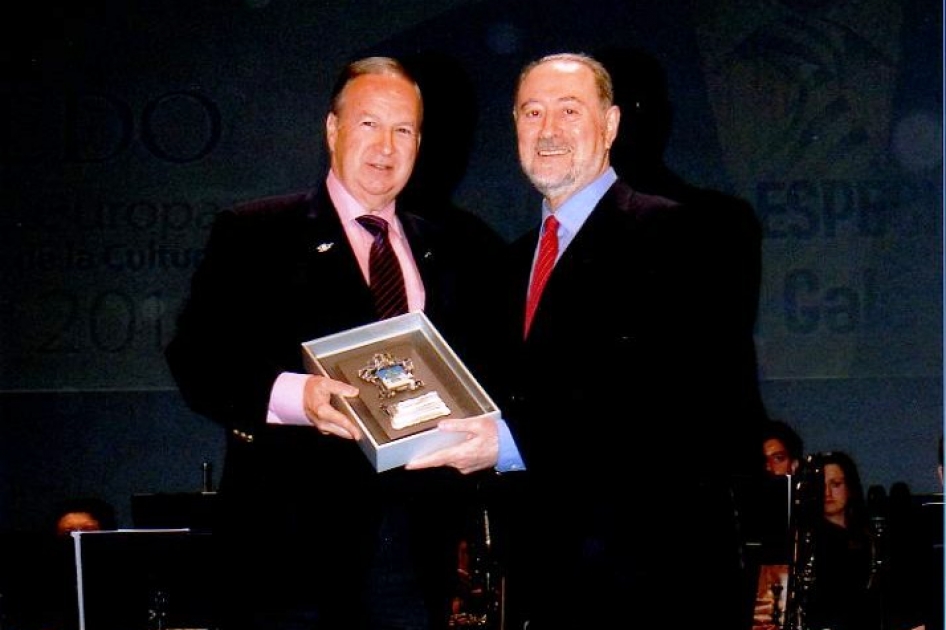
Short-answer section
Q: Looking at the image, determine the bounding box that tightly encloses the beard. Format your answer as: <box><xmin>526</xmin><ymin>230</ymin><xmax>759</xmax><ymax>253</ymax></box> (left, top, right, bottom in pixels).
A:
<box><xmin>526</xmin><ymin>167</ymin><xmax>577</xmax><ymax>199</ymax></box>
<box><xmin>522</xmin><ymin>137</ymin><xmax>579</xmax><ymax>199</ymax></box>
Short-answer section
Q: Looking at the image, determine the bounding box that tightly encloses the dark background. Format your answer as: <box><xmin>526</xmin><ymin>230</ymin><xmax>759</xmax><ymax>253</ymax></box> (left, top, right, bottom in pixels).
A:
<box><xmin>1</xmin><ymin>0</ymin><xmax>942</xmax><ymax>531</ymax></box>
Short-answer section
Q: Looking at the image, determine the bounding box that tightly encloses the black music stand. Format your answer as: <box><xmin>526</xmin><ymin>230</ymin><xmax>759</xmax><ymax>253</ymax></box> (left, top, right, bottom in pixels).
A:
<box><xmin>732</xmin><ymin>473</ymin><xmax>794</xmax><ymax>564</ymax></box>
<box><xmin>72</xmin><ymin>529</ymin><xmax>216</xmax><ymax>630</ymax></box>
<box><xmin>131</xmin><ymin>491</ymin><xmax>218</xmax><ymax>532</ymax></box>
<box><xmin>730</xmin><ymin>474</ymin><xmax>794</xmax><ymax>630</ymax></box>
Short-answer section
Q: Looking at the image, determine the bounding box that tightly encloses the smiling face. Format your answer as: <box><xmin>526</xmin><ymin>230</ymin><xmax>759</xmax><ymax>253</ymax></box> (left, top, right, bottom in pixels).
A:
<box><xmin>514</xmin><ymin>58</ymin><xmax>620</xmax><ymax>209</ymax></box>
<box><xmin>326</xmin><ymin>72</ymin><xmax>421</xmax><ymax>211</ymax></box>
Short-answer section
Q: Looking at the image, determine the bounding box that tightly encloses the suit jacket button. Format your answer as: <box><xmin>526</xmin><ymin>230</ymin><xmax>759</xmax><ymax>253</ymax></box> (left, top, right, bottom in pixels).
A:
<box><xmin>231</xmin><ymin>429</ymin><xmax>255</xmax><ymax>443</ymax></box>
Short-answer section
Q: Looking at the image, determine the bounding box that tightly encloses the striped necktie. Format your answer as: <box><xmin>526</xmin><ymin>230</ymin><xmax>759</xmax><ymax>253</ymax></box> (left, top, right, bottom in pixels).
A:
<box><xmin>524</xmin><ymin>214</ymin><xmax>559</xmax><ymax>338</ymax></box>
<box><xmin>356</xmin><ymin>215</ymin><xmax>409</xmax><ymax>319</ymax></box>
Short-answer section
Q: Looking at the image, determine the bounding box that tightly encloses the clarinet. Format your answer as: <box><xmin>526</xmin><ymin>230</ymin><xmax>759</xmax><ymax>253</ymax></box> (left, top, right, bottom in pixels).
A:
<box><xmin>866</xmin><ymin>484</ymin><xmax>890</xmax><ymax>629</ymax></box>
<box><xmin>866</xmin><ymin>484</ymin><xmax>889</xmax><ymax>590</ymax></box>
<box><xmin>783</xmin><ymin>454</ymin><xmax>825</xmax><ymax>630</ymax></box>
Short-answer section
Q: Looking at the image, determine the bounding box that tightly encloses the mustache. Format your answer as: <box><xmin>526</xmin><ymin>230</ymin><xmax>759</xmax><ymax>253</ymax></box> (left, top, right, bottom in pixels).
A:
<box><xmin>535</xmin><ymin>138</ymin><xmax>570</xmax><ymax>152</ymax></box>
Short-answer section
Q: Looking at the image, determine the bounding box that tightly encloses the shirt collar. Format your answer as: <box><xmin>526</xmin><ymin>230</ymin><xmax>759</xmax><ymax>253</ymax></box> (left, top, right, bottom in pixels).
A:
<box><xmin>541</xmin><ymin>167</ymin><xmax>617</xmax><ymax>245</ymax></box>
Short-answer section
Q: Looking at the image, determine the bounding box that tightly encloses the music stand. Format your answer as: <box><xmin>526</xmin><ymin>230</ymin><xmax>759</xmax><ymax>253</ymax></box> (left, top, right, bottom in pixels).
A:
<box><xmin>72</xmin><ymin>529</ymin><xmax>216</xmax><ymax>630</ymax></box>
<box><xmin>732</xmin><ymin>473</ymin><xmax>793</xmax><ymax>564</ymax></box>
<box><xmin>131</xmin><ymin>491</ymin><xmax>218</xmax><ymax>532</ymax></box>
<box><xmin>730</xmin><ymin>474</ymin><xmax>794</xmax><ymax>630</ymax></box>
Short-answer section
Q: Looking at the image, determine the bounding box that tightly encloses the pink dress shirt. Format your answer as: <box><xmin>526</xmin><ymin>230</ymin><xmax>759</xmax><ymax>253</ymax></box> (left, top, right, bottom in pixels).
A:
<box><xmin>266</xmin><ymin>172</ymin><xmax>425</xmax><ymax>425</ymax></box>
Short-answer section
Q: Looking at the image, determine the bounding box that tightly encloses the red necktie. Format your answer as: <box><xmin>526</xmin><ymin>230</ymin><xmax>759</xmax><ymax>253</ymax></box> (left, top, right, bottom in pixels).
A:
<box><xmin>524</xmin><ymin>215</ymin><xmax>559</xmax><ymax>337</ymax></box>
<box><xmin>356</xmin><ymin>215</ymin><xmax>409</xmax><ymax>319</ymax></box>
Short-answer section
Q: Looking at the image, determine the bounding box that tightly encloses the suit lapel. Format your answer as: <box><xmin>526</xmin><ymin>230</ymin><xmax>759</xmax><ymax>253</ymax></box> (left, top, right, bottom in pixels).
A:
<box><xmin>302</xmin><ymin>186</ymin><xmax>376</xmax><ymax>323</ymax></box>
<box><xmin>399</xmin><ymin>211</ymin><xmax>448</xmax><ymax>322</ymax></box>
<box><xmin>518</xmin><ymin>181</ymin><xmax>648</xmax><ymax>340</ymax></box>
<box><xmin>399</xmin><ymin>211</ymin><xmax>437</xmax><ymax>278</ymax></box>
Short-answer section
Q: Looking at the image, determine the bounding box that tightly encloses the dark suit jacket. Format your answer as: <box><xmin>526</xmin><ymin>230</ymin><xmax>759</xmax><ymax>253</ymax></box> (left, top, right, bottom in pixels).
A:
<box><xmin>165</xmin><ymin>182</ymin><xmax>504</xmax><ymax>628</ymax></box>
<box><xmin>493</xmin><ymin>178</ymin><xmax>764</xmax><ymax>628</ymax></box>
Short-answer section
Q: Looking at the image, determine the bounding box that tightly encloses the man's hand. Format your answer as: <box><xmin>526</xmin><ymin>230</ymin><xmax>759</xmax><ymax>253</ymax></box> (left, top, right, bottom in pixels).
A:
<box><xmin>303</xmin><ymin>375</ymin><xmax>363</xmax><ymax>440</ymax></box>
<box><xmin>405</xmin><ymin>414</ymin><xmax>500</xmax><ymax>475</ymax></box>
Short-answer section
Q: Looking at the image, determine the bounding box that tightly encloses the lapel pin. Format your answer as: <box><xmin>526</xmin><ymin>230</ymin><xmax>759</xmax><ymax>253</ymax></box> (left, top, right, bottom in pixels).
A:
<box><xmin>315</xmin><ymin>242</ymin><xmax>334</xmax><ymax>253</ymax></box>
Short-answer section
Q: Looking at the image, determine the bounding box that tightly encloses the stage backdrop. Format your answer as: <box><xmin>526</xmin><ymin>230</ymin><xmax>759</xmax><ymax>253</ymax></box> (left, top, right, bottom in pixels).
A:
<box><xmin>1</xmin><ymin>0</ymin><xmax>941</xmax><ymax>531</ymax></box>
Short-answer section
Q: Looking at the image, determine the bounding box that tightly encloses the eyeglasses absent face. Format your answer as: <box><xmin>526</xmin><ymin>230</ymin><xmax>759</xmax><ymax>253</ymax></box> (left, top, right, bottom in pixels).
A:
<box><xmin>823</xmin><ymin>463</ymin><xmax>850</xmax><ymax>524</ymax></box>
<box><xmin>763</xmin><ymin>438</ymin><xmax>798</xmax><ymax>476</ymax></box>
<box><xmin>514</xmin><ymin>59</ymin><xmax>618</xmax><ymax>209</ymax></box>
<box><xmin>326</xmin><ymin>73</ymin><xmax>422</xmax><ymax>211</ymax></box>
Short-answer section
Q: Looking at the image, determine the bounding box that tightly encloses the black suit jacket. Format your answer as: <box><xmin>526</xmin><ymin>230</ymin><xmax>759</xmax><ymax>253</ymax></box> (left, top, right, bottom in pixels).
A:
<box><xmin>494</xmin><ymin>178</ymin><xmax>764</xmax><ymax>628</ymax></box>
<box><xmin>503</xmin><ymin>179</ymin><xmax>762</xmax><ymax>475</ymax></box>
<box><xmin>165</xmin><ymin>183</ymin><xmax>503</xmax><ymax>627</ymax></box>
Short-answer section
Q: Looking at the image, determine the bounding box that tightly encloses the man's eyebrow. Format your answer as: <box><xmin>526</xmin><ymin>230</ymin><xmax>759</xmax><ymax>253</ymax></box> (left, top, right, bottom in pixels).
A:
<box><xmin>517</xmin><ymin>98</ymin><xmax>540</xmax><ymax>109</ymax></box>
<box><xmin>517</xmin><ymin>95</ymin><xmax>583</xmax><ymax>109</ymax></box>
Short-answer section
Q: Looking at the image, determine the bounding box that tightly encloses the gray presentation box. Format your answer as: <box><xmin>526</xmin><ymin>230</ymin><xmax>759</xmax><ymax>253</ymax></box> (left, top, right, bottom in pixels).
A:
<box><xmin>302</xmin><ymin>312</ymin><xmax>499</xmax><ymax>472</ymax></box>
